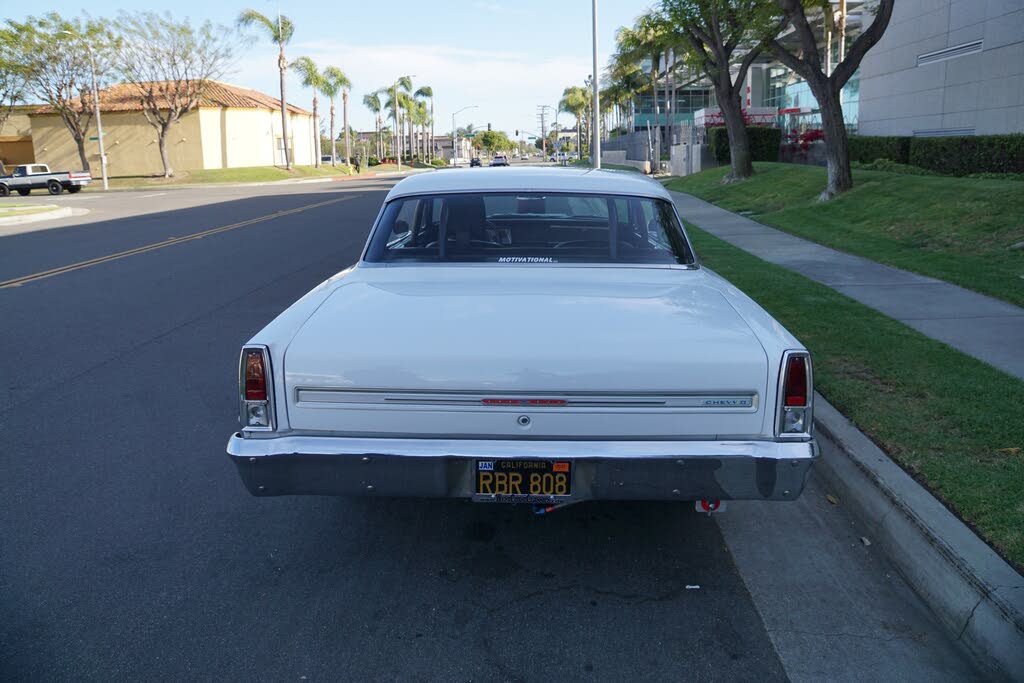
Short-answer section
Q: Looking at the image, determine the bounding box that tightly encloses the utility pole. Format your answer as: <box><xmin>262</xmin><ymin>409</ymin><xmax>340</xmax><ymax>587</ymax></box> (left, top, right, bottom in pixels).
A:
<box><xmin>537</xmin><ymin>104</ymin><xmax>553</xmax><ymax>157</ymax></box>
<box><xmin>451</xmin><ymin>105</ymin><xmax>477</xmax><ymax>166</ymax></box>
<box><xmin>591</xmin><ymin>0</ymin><xmax>601</xmax><ymax>169</ymax></box>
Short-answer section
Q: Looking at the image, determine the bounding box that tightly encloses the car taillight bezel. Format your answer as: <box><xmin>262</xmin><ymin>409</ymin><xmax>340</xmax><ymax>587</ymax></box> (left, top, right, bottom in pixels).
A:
<box><xmin>239</xmin><ymin>344</ymin><xmax>275</xmax><ymax>431</ymax></box>
<box><xmin>775</xmin><ymin>350</ymin><xmax>813</xmax><ymax>439</ymax></box>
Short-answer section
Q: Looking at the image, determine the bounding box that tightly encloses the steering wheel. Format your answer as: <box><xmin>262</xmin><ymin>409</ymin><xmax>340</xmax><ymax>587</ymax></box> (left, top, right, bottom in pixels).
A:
<box><xmin>554</xmin><ymin>239</ymin><xmax>636</xmax><ymax>249</ymax></box>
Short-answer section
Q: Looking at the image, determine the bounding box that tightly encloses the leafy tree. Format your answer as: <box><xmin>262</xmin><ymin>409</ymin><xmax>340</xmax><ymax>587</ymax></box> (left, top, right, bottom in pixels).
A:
<box><xmin>290</xmin><ymin>57</ymin><xmax>324</xmax><ymax>167</ymax></box>
<box><xmin>237</xmin><ymin>9</ymin><xmax>295</xmax><ymax>169</ymax></box>
<box><xmin>768</xmin><ymin>0</ymin><xmax>895</xmax><ymax>198</ymax></box>
<box><xmin>615</xmin><ymin>13</ymin><xmax>672</xmax><ymax>160</ymax></box>
<box><xmin>0</xmin><ymin>27</ymin><xmax>26</xmax><ymax>142</ymax></box>
<box><xmin>5</xmin><ymin>13</ymin><xmax>118</xmax><ymax>172</ymax></box>
<box><xmin>115</xmin><ymin>12</ymin><xmax>235</xmax><ymax>178</ymax></box>
<box><xmin>322</xmin><ymin>66</ymin><xmax>351</xmax><ymax>166</ymax></box>
<box><xmin>661</xmin><ymin>0</ymin><xmax>778</xmax><ymax>182</ymax></box>
<box><xmin>474</xmin><ymin>129</ymin><xmax>513</xmax><ymax>155</ymax></box>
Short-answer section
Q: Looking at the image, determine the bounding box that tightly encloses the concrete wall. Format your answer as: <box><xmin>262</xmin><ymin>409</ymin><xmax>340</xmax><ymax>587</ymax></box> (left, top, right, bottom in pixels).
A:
<box><xmin>30</xmin><ymin>110</ymin><xmax>204</xmax><ymax>176</ymax></box>
<box><xmin>205</xmin><ymin>107</ymin><xmax>314</xmax><ymax>168</ymax></box>
<box><xmin>0</xmin><ymin>112</ymin><xmax>35</xmax><ymax>167</ymax></box>
<box><xmin>859</xmin><ymin>0</ymin><xmax>1024</xmax><ymax>136</ymax></box>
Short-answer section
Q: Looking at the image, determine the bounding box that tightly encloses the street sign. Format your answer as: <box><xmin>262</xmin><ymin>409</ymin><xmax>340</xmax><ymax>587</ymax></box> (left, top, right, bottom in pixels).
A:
<box><xmin>464</xmin><ymin>133</ymin><xmax>476</xmax><ymax>138</ymax></box>
<box><xmin>88</xmin><ymin>133</ymin><xmax>107</xmax><ymax>141</ymax></box>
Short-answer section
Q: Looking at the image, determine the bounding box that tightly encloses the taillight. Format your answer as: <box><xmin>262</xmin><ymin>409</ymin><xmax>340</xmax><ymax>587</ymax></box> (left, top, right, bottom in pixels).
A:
<box><xmin>777</xmin><ymin>351</ymin><xmax>812</xmax><ymax>437</ymax></box>
<box><xmin>244</xmin><ymin>351</ymin><xmax>267</xmax><ymax>400</ymax></box>
<box><xmin>783</xmin><ymin>356</ymin><xmax>807</xmax><ymax>406</ymax></box>
<box><xmin>240</xmin><ymin>346</ymin><xmax>274</xmax><ymax>430</ymax></box>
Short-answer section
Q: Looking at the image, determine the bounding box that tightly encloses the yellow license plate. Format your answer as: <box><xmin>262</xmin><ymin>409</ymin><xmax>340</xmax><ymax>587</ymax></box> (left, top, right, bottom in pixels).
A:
<box><xmin>476</xmin><ymin>459</ymin><xmax>572</xmax><ymax>498</ymax></box>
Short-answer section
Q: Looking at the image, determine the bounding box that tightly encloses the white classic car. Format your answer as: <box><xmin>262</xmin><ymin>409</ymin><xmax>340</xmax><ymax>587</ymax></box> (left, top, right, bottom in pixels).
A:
<box><xmin>227</xmin><ymin>168</ymin><xmax>818</xmax><ymax>509</ymax></box>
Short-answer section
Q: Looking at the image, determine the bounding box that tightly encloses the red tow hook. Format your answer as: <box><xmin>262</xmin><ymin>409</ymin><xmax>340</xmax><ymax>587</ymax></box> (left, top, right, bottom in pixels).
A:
<box><xmin>696</xmin><ymin>499</ymin><xmax>726</xmax><ymax>514</ymax></box>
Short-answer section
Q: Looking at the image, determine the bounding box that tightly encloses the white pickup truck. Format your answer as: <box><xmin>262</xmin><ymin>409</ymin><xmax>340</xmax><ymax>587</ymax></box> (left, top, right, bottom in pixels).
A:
<box><xmin>0</xmin><ymin>164</ymin><xmax>91</xmax><ymax>197</ymax></box>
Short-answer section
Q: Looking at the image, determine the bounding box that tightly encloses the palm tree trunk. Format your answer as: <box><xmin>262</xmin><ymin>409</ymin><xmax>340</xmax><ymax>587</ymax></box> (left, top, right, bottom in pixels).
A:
<box><xmin>651</xmin><ymin>52</ymin><xmax>660</xmax><ymax>163</ymax></box>
<box><xmin>312</xmin><ymin>96</ymin><xmax>320</xmax><ymax>168</ymax></box>
<box><xmin>329</xmin><ymin>100</ymin><xmax>337</xmax><ymax>167</ymax></box>
<box><xmin>278</xmin><ymin>45</ymin><xmax>291</xmax><ymax>170</ymax></box>
<box><xmin>429</xmin><ymin>98</ymin><xmax>435</xmax><ymax>162</ymax></box>
<box><xmin>343</xmin><ymin>90</ymin><xmax>351</xmax><ymax>168</ymax></box>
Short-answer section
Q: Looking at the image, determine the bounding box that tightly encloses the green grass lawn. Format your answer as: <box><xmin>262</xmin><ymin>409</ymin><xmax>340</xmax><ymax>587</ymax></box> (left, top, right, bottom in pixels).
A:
<box><xmin>667</xmin><ymin>162</ymin><xmax>1024</xmax><ymax>307</ymax></box>
<box><xmin>0</xmin><ymin>203</ymin><xmax>59</xmax><ymax>216</ymax></box>
<box><xmin>93</xmin><ymin>164</ymin><xmax>354</xmax><ymax>190</ymax></box>
<box><xmin>686</xmin><ymin>222</ymin><xmax>1024</xmax><ymax>571</ymax></box>
<box><xmin>365</xmin><ymin>162</ymin><xmax>434</xmax><ymax>174</ymax></box>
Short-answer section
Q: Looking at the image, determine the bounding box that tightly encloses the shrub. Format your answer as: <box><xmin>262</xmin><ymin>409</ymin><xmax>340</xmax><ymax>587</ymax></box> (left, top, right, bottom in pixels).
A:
<box><xmin>367</xmin><ymin>157</ymin><xmax>381</xmax><ymax>166</ymax></box>
<box><xmin>430</xmin><ymin>158</ymin><xmax>448</xmax><ymax>168</ymax></box>
<box><xmin>850</xmin><ymin>158</ymin><xmax>937</xmax><ymax>175</ymax></box>
<box><xmin>848</xmin><ymin>135</ymin><xmax>911</xmax><ymax>164</ymax></box>
<box><xmin>909</xmin><ymin>134</ymin><xmax>1024</xmax><ymax>176</ymax></box>
<box><xmin>708</xmin><ymin>126</ymin><xmax>782</xmax><ymax>165</ymax></box>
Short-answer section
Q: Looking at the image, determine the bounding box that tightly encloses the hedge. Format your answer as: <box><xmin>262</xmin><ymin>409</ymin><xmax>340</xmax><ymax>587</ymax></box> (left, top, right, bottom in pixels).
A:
<box><xmin>708</xmin><ymin>126</ymin><xmax>782</xmax><ymax>165</ymax></box>
<box><xmin>909</xmin><ymin>134</ymin><xmax>1024</xmax><ymax>176</ymax></box>
<box><xmin>848</xmin><ymin>135</ymin><xmax>911</xmax><ymax>164</ymax></box>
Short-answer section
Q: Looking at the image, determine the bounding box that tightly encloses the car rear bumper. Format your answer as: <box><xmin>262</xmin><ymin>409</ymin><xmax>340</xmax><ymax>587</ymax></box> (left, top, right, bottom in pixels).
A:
<box><xmin>226</xmin><ymin>434</ymin><xmax>819</xmax><ymax>502</ymax></box>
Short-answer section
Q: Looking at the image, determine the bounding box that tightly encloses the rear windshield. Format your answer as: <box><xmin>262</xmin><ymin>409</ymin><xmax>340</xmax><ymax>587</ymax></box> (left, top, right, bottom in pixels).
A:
<box><xmin>364</xmin><ymin>192</ymin><xmax>694</xmax><ymax>265</ymax></box>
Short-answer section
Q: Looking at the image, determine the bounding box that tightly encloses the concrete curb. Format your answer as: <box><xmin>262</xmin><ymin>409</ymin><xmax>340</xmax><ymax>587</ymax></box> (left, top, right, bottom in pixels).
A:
<box><xmin>812</xmin><ymin>393</ymin><xmax>1024</xmax><ymax>679</ymax></box>
<box><xmin>0</xmin><ymin>205</ymin><xmax>73</xmax><ymax>226</ymax></box>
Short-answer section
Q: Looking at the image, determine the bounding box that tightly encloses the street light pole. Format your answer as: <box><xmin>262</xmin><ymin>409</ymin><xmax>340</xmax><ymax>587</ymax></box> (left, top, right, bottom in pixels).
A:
<box><xmin>591</xmin><ymin>0</ymin><xmax>601</xmax><ymax>169</ymax></box>
<box><xmin>451</xmin><ymin>105</ymin><xmax>477</xmax><ymax>167</ymax></box>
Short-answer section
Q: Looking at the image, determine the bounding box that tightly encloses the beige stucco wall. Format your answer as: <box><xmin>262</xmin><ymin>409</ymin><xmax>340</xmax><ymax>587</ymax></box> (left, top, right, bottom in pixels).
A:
<box><xmin>30</xmin><ymin>110</ymin><xmax>204</xmax><ymax>176</ymax></box>
<box><xmin>28</xmin><ymin>106</ymin><xmax>315</xmax><ymax>176</ymax></box>
<box><xmin>198</xmin><ymin>107</ymin><xmax>314</xmax><ymax>168</ymax></box>
<box><xmin>0</xmin><ymin>112</ymin><xmax>35</xmax><ymax>167</ymax></box>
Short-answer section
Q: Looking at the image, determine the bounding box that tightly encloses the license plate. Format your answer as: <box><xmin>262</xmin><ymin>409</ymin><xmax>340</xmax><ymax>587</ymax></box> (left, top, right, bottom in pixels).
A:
<box><xmin>475</xmin><ymin>459</ymin><xmax>572</xmax><ymax>501</ymax></box>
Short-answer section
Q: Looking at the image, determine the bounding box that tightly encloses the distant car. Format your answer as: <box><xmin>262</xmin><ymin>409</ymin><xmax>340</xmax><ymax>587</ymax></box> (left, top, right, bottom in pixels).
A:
<box><xmin>490</xmin><ymin>156</ymin><xmax>509</xmax><ymax>167</ymax></box>
<box><xmin>0</xmin><ymin>164</ymin><xmax>91</xmax><ymax>197</ymax></box>
<box><xmin>470</xmin><ymin>158</ymin><xmax>482</xmax><ymax>167</ymax></box>
<box><xmin>520</xmin><ymin>154</ymin><xmax>529</xmax><ymax>160</ymax></box>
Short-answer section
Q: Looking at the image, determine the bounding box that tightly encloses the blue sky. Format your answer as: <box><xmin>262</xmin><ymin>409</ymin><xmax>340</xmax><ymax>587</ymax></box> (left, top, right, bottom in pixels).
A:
<box><xmin>25</xmin><ymin>0</ymin><xmax>655</xmax><ymax>137</ymax></box>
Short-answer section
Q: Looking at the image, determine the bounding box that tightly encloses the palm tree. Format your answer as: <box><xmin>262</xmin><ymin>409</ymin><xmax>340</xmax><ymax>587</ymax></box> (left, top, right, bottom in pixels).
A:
<box><xmin>238</xmin><ymin>9</ymin><xmax>296</xmax><ymax>170</ymax></box>
<box><xmin>560</xmin><ymin>85</ymin><xmax>589</xmax><ymax>158</ymax></box>
<box><xmin>290</xmin><ymin>57</ymin><xmax>323</xmax><ymax>167</ymax></box>
<box><xmin>413</xmin><ymin>100</ymin><xmax>429</xmax><ymax>160</ymax></box>
<box><xmin>362</xmin><ymin>92</ymin><xmax>383</xmax><ymax>158</ymax></box>
<box><xmin>615</xmin><ymin>13</ymin><xmax>670</xmax><ymax>160</ymax></box>
<box><xmin>414</xmin><ymin>85</ymin><xmax>433</xmax><ymax>161</ymax></box>
<box><xmin>322</xmin><ymin>66</ymin><xmax>351</xmax><ymax>167</ymax></box>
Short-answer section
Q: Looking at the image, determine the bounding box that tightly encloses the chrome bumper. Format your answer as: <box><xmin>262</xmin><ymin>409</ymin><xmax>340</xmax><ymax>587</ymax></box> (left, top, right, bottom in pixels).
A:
<box><xmin>227</xmin><ymin>433</ymin><xmax>819</xmax><ymax>502</ymax></box>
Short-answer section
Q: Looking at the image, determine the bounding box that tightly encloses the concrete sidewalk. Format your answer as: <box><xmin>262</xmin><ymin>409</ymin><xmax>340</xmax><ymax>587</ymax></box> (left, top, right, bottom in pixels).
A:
<box><xmin>670</xmin><ymin>190</ymin><xmax>1024</xmax><ymax>381</ymax></box>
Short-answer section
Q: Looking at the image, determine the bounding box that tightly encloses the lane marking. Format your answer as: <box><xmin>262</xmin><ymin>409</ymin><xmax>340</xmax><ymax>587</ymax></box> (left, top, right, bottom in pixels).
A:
<box><xmin>0</xmin><ymin>195</ymin><xmax>351</xmax><ymax>289</ymax></box>
<box><xmin>139</xmin><ymin>192</ymin><xmax>167</xmax><ymax>198</ymax></box>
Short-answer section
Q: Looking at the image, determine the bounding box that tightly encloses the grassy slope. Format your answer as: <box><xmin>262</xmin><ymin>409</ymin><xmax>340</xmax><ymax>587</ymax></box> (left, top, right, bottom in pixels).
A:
<box><xmin>95</xmin><ymin>164</ymin><xmax>354</xmax><ymax>189</ymax></box>
<box><xmin>686</xmin><ymin>223</ymin><xmax>1024</xmax><ymax>570</ymax></box>
<box><xmin>666</xmin><ymin>163</ymin><xmax>1024</xmax><ymax>307</ymax></box>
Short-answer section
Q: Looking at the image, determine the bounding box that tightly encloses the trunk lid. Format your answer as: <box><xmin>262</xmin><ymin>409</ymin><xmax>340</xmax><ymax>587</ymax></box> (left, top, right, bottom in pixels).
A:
<box><xmin>283</xmin><ymin>268</ymin><xmax>769</xmax><ymax>438</ymax></box>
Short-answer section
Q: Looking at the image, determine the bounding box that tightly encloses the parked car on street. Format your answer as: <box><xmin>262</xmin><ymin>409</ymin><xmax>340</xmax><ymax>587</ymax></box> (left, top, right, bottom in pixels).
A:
<box><xmin>0</xmin><ymin>164</ymin><xmax>91</xmax><ymax>197</ymax></box>
<box><xmin>227</xmin><ymin>168</ymin><xmax>818</xmax><ymax>507</ymax></box>
<box><xmin>469</xmin><ymin>158</ymin><xmax>482</xmax><ymax>167</ymax></box>
<box><xmin>490</xmin><ymin>155</ymin><xmax>509</xmax><ymax>167</ymax></box>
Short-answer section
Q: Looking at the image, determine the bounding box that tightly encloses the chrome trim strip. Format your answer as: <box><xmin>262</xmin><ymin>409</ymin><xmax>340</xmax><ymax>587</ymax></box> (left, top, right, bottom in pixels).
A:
<box><xmin>294</xmin><ymin>388</ymin><xmax>757</xmax><ymax>410</ymax></box>
<box><xmin>228</xmin><ymin>434</ymin><xmax>817</xmax><ymax>461</ymax></box>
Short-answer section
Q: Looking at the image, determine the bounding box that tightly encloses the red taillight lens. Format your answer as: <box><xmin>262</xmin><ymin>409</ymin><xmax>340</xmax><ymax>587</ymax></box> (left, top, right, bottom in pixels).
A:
<box><xmin>784</xmin><ymin>356</ymin><xmax>808</xmax><ymax>407</ymax></box>
<box><xmin>244</xmin><ymin>350</ymin><xmax>267</xmax><ymax>401</ymax></box>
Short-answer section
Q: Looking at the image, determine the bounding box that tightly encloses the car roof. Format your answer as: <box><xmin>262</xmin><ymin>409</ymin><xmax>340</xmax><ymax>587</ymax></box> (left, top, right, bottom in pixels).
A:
<box><xmin>386</xmin><ymin>167</ymin><xmax>671</xmax><ymax>201</ymax></box>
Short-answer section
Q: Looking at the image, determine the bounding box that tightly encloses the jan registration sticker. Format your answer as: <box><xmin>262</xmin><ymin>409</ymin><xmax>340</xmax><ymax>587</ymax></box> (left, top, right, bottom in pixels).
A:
<box><xmin>478</xmin><ymin>461</ymin><xmax>494</xmax><ymax>471</ymax></box>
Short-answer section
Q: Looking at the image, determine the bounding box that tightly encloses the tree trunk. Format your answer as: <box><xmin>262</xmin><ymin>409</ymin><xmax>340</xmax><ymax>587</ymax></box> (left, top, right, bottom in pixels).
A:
<box><xmin>157</xmin><ymin>126</ymin><xmax>173</xmax><ymax>178</ymax></box>
<box><xmin>343</xmin><ymin>90</ymin><xmax>351</xmax><ymax>168</ymax></box>
<box><xmin>73</xmin><ymin>135</ymin><xmax>91</xmax><ymax>173</ymax></box>
<box><xmin>312</xmin><ymin>96</ymin><xmax>320</xmax><ymax>168</ymax></box>
<box><xmin>278</xmin><ymin>47</ymin><xmax>292</xmax><ymax>170</ymax></box>
<box><xmin>329</xmin><ymin>100</ymin><xmax>337</xmax><ymax>168</ymax></box>
<box><xmin>810</xmin><ymin>78</ymin><xmax>852</xmax><ymax>199</ymax></box>
<box><xmin>716</xmin><ymin>78</ymin><xmax>754</xmax><ymax>182</ymax></box>
<box><xmin>651</xmin><ymin>54</ymin><xmax>661</xmax><ymax>163</ymax></box>
<box><xmin>430</xmin><ymin>98</ymin><xmax>435</xmax><ymax>162</ymax></box>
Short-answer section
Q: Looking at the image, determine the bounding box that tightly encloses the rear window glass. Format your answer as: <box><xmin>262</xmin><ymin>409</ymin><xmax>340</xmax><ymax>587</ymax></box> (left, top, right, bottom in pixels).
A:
<box><xmin>364</xmin><ymin>192</ymin><xmax>693</xmax><ymax>265</ymax></box>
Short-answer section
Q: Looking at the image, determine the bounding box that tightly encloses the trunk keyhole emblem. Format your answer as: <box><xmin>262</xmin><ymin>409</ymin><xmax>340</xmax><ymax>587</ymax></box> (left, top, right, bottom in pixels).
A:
<box><xmin>517</xmin><ymin>415</ymin><xmax>531</xmax><ymax>427</ymax></box>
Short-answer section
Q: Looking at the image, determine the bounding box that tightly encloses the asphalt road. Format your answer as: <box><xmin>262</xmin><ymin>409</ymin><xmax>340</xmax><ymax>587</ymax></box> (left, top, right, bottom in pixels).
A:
<box><xmin>0</xmin><ymin>179</ymin><xmax>982</xmax><ymax>681</ymax></box>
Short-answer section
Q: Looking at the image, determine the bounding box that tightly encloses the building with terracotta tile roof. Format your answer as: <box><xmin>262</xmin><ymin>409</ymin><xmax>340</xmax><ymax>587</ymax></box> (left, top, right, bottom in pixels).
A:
<box><xmin>20</xmin><ymin>81</ymin><xmax>317</xmax><ymax>176</ymax></box>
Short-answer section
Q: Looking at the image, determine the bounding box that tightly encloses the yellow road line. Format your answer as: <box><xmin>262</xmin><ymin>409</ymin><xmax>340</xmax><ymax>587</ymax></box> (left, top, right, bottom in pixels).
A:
<box><xmin>0</xmin><ymin>196</ymin><xmax>351</xmax><ymax>289</ymax></box>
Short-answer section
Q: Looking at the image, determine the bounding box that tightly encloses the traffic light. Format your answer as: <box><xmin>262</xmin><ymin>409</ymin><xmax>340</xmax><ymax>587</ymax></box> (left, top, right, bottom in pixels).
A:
<box><xmin>487</xmin><ymin>123</ymin><xmax>492</xmax><ymax>131</ymax></box>
<box><xmin>515</xmin><ymin>129</ymin><xmax>519</xmax><ymax>137</ymax></box>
